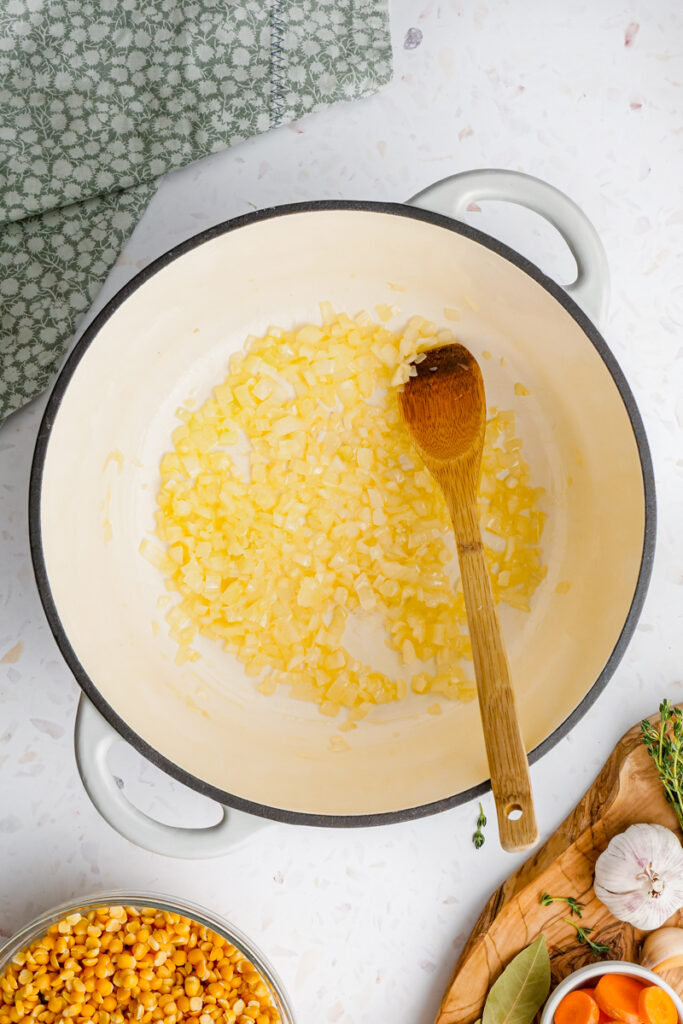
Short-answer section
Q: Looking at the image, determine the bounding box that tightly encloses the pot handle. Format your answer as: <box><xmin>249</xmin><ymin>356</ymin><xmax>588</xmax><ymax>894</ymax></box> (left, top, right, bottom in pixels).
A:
<box><xmin>74</xmin><ymin>694</ymin><xmax>268</xmax><ymax>858</ymax></box>
<box><xmin>408</xmin><ymin>169</ymin><xmax>610</xmax><ymax>326</ymax></box>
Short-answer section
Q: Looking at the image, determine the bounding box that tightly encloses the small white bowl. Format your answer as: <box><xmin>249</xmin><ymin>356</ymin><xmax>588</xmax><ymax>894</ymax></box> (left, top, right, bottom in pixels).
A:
<box><xmin>540</xmin><ymin>960</ymin><xmax>683</xmax><ymax>1023</ymax></box>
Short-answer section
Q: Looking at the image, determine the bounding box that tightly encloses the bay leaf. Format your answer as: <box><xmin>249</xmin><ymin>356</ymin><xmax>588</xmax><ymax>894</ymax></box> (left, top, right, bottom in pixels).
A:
<box><xmin>482</xmin><ymin>935</ymin><xmax>550</xmax><ymax>1024</ymax></box>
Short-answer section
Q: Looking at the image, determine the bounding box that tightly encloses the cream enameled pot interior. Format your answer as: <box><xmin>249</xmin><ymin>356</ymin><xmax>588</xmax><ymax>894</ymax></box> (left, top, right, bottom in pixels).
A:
<box><xmin>35</xmin><ymin>206</ymin><xmax>648</xmax><ymax>819</ymax></box>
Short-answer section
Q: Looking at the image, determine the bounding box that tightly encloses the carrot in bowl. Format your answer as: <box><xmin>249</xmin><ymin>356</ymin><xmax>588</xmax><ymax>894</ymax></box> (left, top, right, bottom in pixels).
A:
<box><xmin>555</xmin><ymin>990</ymin><xmax>601</xmax><ymax>1024</ymax></box>
<box><xmin>594</xmin><ymin>975</ymin><xmax>646</xmax><ymax>1024</ymax></box>
<box><xmin>576</xmin><ymin>989</ymin><xmax>613</xmax><ymax>1024</ymax></box>
<box><xmin>638</xmin><ymin>985</ymin><xmax>678</xmax><ymax>1024</ymax></box>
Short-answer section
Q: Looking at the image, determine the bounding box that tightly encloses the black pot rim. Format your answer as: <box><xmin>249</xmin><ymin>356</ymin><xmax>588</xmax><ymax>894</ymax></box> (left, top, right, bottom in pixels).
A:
<box><xmin>29</xmin><ymin>199</ymin><xmax>657</xmax><ymax>828</ymax></box>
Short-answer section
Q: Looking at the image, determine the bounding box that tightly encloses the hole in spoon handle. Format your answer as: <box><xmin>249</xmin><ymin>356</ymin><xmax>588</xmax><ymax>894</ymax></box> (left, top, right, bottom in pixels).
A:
<box><xmin>496</xmin><ymin>790</ymin><xmax>539</xmax><ymax>852</ymax></box>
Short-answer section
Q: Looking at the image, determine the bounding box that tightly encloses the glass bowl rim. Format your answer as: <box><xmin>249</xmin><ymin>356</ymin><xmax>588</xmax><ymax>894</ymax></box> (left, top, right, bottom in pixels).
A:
<box><xmin>0</xmin><ymin>890</ymin><xmax>295</xmax><ymax>1024</ymax></box>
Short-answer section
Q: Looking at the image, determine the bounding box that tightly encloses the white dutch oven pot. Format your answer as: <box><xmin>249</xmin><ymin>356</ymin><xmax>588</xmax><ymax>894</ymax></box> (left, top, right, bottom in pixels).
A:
<box><xmin>30</xmin><ymin>170</ymin><xmax>655</xmax><ymax>857</ymax></box>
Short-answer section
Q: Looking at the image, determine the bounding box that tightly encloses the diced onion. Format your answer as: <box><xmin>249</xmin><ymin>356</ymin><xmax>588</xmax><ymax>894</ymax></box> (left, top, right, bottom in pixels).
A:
<box><xmin>147</xmin><ymin>307</ymin><xmax>547</xmax><ymax>722</ymax></box>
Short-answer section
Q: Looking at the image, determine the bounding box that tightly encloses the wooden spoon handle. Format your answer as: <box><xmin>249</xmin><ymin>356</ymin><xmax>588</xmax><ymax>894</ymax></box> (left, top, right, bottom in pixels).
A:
<box><xmin>449</xmin><ymin>496</ymin><xmax>539</xmax><ymax>853</ymax></box>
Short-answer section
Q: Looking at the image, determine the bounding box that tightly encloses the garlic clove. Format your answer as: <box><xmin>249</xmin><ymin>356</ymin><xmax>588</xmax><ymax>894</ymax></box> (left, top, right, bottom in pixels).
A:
<box><xmin>594</xmin><ymin>824</ymin><xmax>683</xmax><ymax>931</ymax></box>
<box><xmin>641</xmin><ymin>926</ymin><xmax>683</xmax><ymax>973</ymax></box>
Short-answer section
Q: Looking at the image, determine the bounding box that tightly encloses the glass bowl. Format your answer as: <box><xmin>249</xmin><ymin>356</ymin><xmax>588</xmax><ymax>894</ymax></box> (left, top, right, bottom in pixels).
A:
<box><xmin>0</xmin><ymin>891</ymin><xmax>294</xmax><ymax>1024</ymax></box>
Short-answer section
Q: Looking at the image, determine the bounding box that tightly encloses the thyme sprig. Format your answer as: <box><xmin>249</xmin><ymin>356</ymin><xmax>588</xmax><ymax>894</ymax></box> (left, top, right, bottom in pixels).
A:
<box><xmin>539</xmin><ymin>893</ymin><xmax>584</xmax><ymax>917</ymax></box>
<box><xmin>564</xmin><ymin>919</ymin><xmax>611</xmax><ymax>958</ymax></box>
<box><xmin>472</xmin><ymin>802</ymin><xmax>487</xmax><ymax>850</ymax></box>
<box><xmin>641</xmin><ymin>699</ymin><xmax>683</xmax><ymax>831</ymax></box>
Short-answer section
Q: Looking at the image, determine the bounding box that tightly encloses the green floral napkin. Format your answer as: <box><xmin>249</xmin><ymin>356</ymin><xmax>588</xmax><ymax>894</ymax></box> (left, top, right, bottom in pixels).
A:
<box><xmin>0</xmin><ymin>0</ymin><xmax>392</xmax><ymax>423</ymax></box>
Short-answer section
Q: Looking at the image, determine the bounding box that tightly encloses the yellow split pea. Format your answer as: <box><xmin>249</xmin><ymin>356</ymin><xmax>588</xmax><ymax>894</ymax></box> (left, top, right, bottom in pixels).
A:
<box><xmin>0</xmin><ymin>906</ymin><xmax>280</xmax><ymax>1024</ymax></box>
<box><xmin>145</xmin><ymin>306</ymin><xmax>547</xmax><ymax>722</ymax></box>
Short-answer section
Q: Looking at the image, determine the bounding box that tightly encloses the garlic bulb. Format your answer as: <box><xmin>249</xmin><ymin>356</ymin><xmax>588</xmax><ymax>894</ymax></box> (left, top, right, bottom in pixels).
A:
<box><xmin>594</xmin><ymin>823</ymin><xmax>683</xmax><ymax>930</ymax></box>
<box><xmin>641</xmin><ymin>926</ymin><xmax>683</xmax><ymax>973</ymax></box>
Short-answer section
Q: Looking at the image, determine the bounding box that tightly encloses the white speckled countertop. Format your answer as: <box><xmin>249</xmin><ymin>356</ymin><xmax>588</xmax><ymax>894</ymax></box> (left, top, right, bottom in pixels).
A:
<box><xmin>1</xmin><ymin>2</ymin><xmax>682</xmax><ymax>1022</ymax></box>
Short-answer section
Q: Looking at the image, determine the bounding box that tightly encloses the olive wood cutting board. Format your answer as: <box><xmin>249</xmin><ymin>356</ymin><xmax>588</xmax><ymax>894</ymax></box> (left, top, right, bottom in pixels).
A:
<box><xmin>436</xmin><ymin>706</ymin><xmax>683</xmax><ymax>1023</ymax></box>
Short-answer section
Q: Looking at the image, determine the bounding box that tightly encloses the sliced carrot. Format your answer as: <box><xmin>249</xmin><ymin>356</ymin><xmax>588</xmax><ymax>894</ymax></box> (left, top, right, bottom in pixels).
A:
<box><xmin>555</xmin><ymin>990</ymin><xmax>601</xmax><ymax>1024</ymax></box>
<box><xmin>574</xmin><ymin>987</ymin><xmax>633</xmax><ymax>1024</ymax></box>
<box><xmin>638</xmin><ymin>985</ymin><xmax>678</xmax><ymax>1024</ymax></box>
<box><xmin>594</xmin><ymin>975</ymin><xmax>646</xmax><ymax>1024</ymax></box>
<box><xmin>575</xmin><ymin>990</ymin><xmax>613</xmax><ymax>1023</ymax></box>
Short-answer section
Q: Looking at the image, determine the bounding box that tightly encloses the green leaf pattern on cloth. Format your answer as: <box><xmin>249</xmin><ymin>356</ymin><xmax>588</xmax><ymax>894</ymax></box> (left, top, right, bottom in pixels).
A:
<box><xmin>0</xmin><ymin>0</ymin><xmax>393</xmax><ymax>422</ymax></box>
<box><xmin>0</xmin><ymin>184</ymin><xmax>155</xmax><ymax>412</ymax></box>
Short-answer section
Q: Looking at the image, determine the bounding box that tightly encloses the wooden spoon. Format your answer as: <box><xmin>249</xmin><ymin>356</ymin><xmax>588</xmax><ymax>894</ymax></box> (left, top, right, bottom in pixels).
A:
<box><xmin>398</xmin><ymin>343</ymin><xmax>539</xmax><ymax>852</ymax></box>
